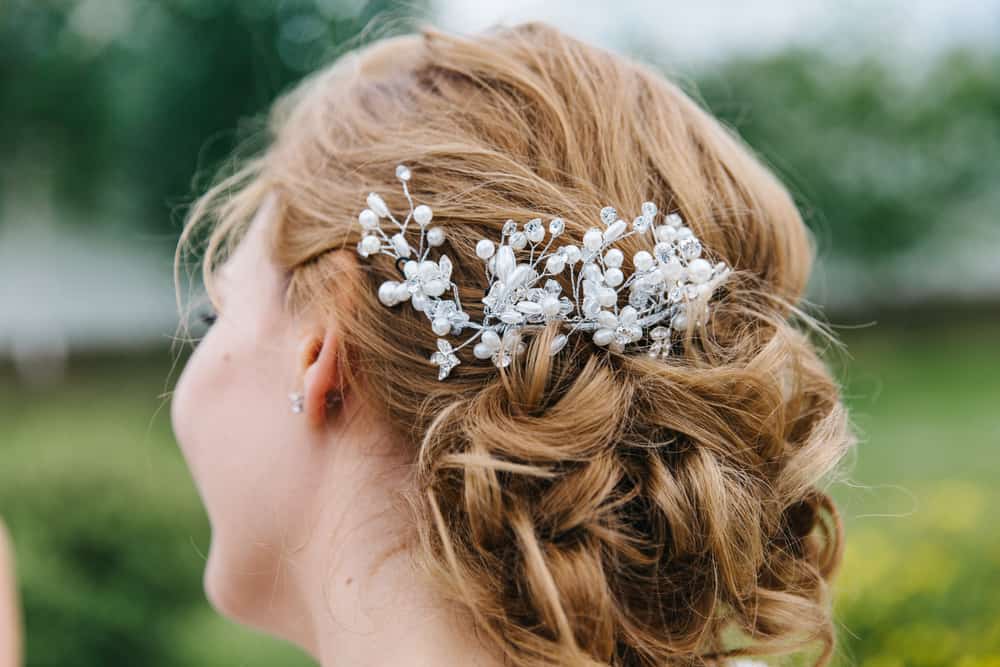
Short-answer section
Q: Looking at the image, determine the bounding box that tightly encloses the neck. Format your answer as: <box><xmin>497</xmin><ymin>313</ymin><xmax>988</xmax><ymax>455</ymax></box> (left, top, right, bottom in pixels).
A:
<box><xmin>248</xmin><ymin>427</ymin><xmax>504</xmax><ymax>667</ymax></box>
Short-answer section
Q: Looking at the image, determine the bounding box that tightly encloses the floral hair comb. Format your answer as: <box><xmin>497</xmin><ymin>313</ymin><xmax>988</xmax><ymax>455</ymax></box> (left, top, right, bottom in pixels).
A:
<box><xmin>355</xmin><ymin>165</ymin><xmax>731</xmax><ymax>380</ymax></box>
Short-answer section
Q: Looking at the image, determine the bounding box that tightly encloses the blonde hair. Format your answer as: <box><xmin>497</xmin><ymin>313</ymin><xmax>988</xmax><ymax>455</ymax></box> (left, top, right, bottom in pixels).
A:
<box><xmin>177</xmin><ymin>22</ymin><xmax>855</xmax><ymax>666</ymax></box>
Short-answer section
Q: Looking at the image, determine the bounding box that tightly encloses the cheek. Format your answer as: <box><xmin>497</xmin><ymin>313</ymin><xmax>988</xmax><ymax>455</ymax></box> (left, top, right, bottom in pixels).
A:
<box><xmin>170</xmin><ymin>323</ymin><xmax>301</xmax><ymax>572</ymax></box>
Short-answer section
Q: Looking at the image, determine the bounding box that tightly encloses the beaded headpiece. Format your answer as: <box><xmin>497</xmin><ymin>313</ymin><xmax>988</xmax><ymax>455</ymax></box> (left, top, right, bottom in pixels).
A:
<box><xmin>355</xmin><ymin>165</ymin><xmax>731</xmax><ymax>380</ymax></box>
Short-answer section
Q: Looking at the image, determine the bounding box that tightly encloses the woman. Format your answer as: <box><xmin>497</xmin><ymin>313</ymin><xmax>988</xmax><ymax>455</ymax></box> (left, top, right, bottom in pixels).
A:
<box><xmin>3</xmin><ymin>22</ymin><xmax>854</xmax><ymax>667</ymax></box>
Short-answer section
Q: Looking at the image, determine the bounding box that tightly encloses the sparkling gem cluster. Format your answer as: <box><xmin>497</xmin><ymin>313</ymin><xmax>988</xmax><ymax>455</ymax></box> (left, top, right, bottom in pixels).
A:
<box><xmin>356</xmin><ymin>166</ymin><xmax>731</xmax><ymax>380</ymax></box>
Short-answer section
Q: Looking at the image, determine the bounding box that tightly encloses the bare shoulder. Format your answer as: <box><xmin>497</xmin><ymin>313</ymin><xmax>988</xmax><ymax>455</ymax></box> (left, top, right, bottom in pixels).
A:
<box><xmin>0</xmin><ymin>517</ymin><xmax>21</xmax><ymax>667</ymax></box>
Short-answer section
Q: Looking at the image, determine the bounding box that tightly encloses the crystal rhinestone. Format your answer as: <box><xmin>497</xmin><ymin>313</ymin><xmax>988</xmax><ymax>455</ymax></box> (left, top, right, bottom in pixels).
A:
<box><xmin>628</xmin><ymin>289</ymin><xmax>649</xmax><ymax>309</ymax></box>
<box><xmin>395</xmin><ymin>164</ymin><xmax>412</xmax><ymax>181</ymax></box>
<box><xmin>492</xmin><ymin>349</ymin><xmax>513</xmax><ymax>369</ymax></box>
<box><xmin>430</xmin><ymin>340</ymin><xmax>460</xmax><ymax>380</ymax></box>
<box><xmin>632</xmin><ymin>215</ymin><xmax>652</xmax><ymax>232</ymax></box>
<box><xmin>654</xmin><ymin>242</ymin><xmax>674</xmax><ymax>263</ymax></box>
<box><xmin>613</xmin><ymin>326</ymin><xmax>633</xmax><ymax>347</ymax></box>
<box><xmin>649</xmin><ymin>326</ymin><xmax>670</xmax><ymax>340</ymax></box>
<box><xmin>600</xmin><ymin>206</ymin><xmax>617</xmax><ymax>225</ymax></box>
<box><xmin>679</xmin><ymin>237</ymin><xmax>702</xmax><ymax>259</ymax></box>
<box><xmin>524</xmin><ymin>218</ymin><xmax>544</xmax><ymax>243</ymax></box>
<box><xmin>641</xmin><ymin>201</ymin><xmax>658</xmax><ymax>218</ymax></box>
<box><xmin>549</xmin><ymin>217</ymin><xmax>565</xmax><ymax>235</ymax></box>
<box><xmin>686</xmin><ymin>284</ymin><xmax>700</xmax><ymax>300</ymax></box>
<box><xmin>510</xmin><ymin>231</ymin><xmax>528</xmax><ymax>249</ymax></box>
<box><xmin>669</xmin><ymin>285</ymin><xmax>684</xmax><ymax>302</ymax></box>
<box><xmin>544</xmin><ymin>279</ymin><xmax>561</xmax><ymax>294</ymax></box>
<box><xmin>502</xmin><ymin>219</ymin><xmax>517</xmax><ymax>236</ymax></box>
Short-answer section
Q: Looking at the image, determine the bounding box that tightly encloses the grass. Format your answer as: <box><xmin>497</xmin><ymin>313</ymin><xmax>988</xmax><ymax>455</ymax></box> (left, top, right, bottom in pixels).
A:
<box><xmin>1</xmin><ymin>318</ymin><xmax>998</xmax><ymax>666</ymax></box>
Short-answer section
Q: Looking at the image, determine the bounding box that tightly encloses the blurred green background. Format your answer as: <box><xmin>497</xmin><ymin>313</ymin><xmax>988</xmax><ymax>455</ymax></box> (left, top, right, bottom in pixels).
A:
<box><xmin>1</xmin><ymin>1</ymin><xmax>998</xmax><ymax>665</ymax></box>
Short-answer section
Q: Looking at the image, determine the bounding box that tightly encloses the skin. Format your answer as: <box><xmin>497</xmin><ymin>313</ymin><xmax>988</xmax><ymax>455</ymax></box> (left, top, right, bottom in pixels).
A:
<box><xmin>0</xmin><ymin>519</ymin><xmax>20</xmax><ymax>667</ymax></box>
<box><xmin>169</xmin><ymin>197</ymin><xmax>504</xmax><ymax>666</ymax></box>
<box><xmin>0</xmin><ymin>197</ymin><xmax>504</xmax><ymax>667</ymax></box>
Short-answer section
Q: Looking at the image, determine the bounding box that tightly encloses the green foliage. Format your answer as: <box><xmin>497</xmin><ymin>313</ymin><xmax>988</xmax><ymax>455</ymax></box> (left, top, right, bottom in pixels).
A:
<box><xmin>3</xmin><ymin>2</ymin><xmax>998</xmax><ymax>263</ymax></box>
<box><xmin>694</xmin><ymin>49</ymin><xmax>1000</xmax><ymax>258</ymax></box>
<box><xmin>0</xmin><ymin>0</ymin><xmax>413</xmax><ymax>229</ymax></box>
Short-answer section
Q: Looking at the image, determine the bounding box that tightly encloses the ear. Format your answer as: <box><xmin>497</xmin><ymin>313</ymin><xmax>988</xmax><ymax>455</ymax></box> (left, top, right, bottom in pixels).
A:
<box><xmin>299</xmin><ymin>328</ymin><xmax>343</xmax><ymax>429</ymax></box>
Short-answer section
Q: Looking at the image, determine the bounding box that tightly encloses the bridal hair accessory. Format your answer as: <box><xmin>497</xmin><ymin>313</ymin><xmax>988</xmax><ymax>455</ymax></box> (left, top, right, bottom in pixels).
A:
<box><xmin>355</xmin><ymin>165</ymin><xmax>731</xmax><ymax>380</ymax></box>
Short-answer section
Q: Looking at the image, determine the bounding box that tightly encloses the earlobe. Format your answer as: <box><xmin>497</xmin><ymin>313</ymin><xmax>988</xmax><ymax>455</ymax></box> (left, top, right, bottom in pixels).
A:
<box><xmin>301</xmin><ymin>329</ymin><xmax>343</xmax><ymax>428</ymax></box>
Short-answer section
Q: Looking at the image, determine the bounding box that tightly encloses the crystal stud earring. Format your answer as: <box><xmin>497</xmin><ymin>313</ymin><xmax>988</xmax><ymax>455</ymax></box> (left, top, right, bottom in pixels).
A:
<box><xmin>288</xmin><ymin>392</ymin><xmax>305</xmax><ymax>414</ymax></box>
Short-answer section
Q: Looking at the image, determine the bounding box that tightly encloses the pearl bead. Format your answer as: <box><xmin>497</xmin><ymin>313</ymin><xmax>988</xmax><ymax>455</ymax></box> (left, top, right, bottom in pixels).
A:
<box><xmin>549</xmin><ymin>334</ymin><xmax>568</xmax><ymax>354</ymax></box>
<box><xmin>367</xmin><ymin>193</ymin><xmax>389</xmax><ymax>218</ymax></box>
<box><xmin>655</xmin><ymin>225</ymin><xmax>677</xmax><ymax>243</ymax></box>
<box><xmin>500</xmin><ymin>309</ymin><xmax>524</xmax><ymax>324</ymax></box>
<box><xmin>563</xmin><ymin>245</ymin><xmax>581</xmax><ymax>264</ymax></box>
<box><xmin>593</xmin><ymin>329</ymin><xmax>614</xmax><ymax>346</ymax></box>
<box><xmin>604</xmin><ymin>248</ymin><xmax>624</xmax><ymax>268</ymax></box>
<box><xmin>432</xmin><ymin>317</ymin><xmax>451</xmax><ymax>336</ymax></box>
<box><xmin>413</xmin><ymin>204</ymin><xmax>433</xmax><ymax>226</ymax></box>
<box><xmin>426</xmin><ymin>227</ymin><xmax>445</xmax><ymax>246</ymax></box>
<box><xmin>687</xmin><ymin>258</ymin><xmax>712</xmax><ymax>284</ymax></box>
<box><xmin>540</xmin><ymin>296</ymin><xmax>559</xmax><ymax>317</ymax></box>
<box><xmin>598</xmin><ymin>286</ymin><xmax>617</xmax><ymax>307</ymax></box>
<box><xmin>597</xmin><ymin>311</ymin><xmax>618</xmax><ymax>329</ymax></box>
<box><xmin>473</xmin><ymin>342</ymin><xmax>493</xmax><ymax>360</ymax></box>
<box><xmin>417</xmin><ymin>260</ymin><xmax>436</xmax><ymax>279</ymax></box>
<box><xmin>423</xmin><ymin>279</ymin><xmax>446</xmax><ymax>297</ymax></box>
<box><xmin>660</xmin><ymin>257</ymin><xmax>683</xmax><ymax>282</ymax></box>
<box><xmin>604</xmin><ymin>267</ymin><xmax>624</xmax><ymax>287</ymax></box>
<box><xmin>481</xmin><ymin>329</ymin><xmax>501</xmax><ymax>348</ymax></box>
<box><xmin>582</xmin><ymin>263</ymin><xmax>602</xmax><ymax>282</ymax></box>
<box><xmin>395</xmin><ymin>164</ymin><xmax>412</xmax><ymax>181</ymax></box>
<box><xmin>391</xmin><ymin>233</ymin><xmax>410</xmax><ymax>257</ymax></box>
<box><xmin>359</xmin><ymin>235</ymin><xmax>380</xmax><ymax>256</ymax></box>
<box><xmin>358</xmin><ymin>209</ymin><xmax>378</xmax><ymax>229</ymax></box>
<box><xmin>583</xmin><ymin>228</ymin><xmax>603</xmax><ymax>251</ymax></box>
<box><xmin>633</xmin><ymin>250</ymin><xmax>653</xmax><ymax>271</ymax></box>
<box><xmin>545</xmin><ymin>254</ymin><xmax>565</xmax><ymax>274</ymax></box>
<box><xmin>393</xmin><ymin>282</ymin><xmax>410</xmax><ymax>303</ymax></box>
<box><xmin>665</xmin><ymin>213</ymin><xmax>683</xmax><ymax>228</ymax></box>
<box><xmin>476</xmin><ymin>239</ymin><xmax>495</xmax><ymax>260</ymax></box>
<box><xmin>378</xmin><ymin>281</ymin><xmax>399</xmax><ymax>306</ymax></box>
<box><xmin>516</xmin><ymin>301</ymin><xmax>543</xmax><ymax>315</ymax></box>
